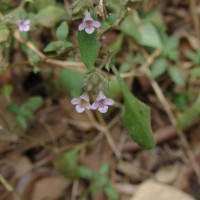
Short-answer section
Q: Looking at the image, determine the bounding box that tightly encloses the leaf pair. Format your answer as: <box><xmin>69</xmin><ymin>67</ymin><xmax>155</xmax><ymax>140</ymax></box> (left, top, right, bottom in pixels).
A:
<box><xmin>8</xmin><ymin>96</ymin><xmax>43</xmax><ymax>129</ymax></box>
<box><xmin>44</xmin><ymin>22</ymin><xmax>72</xmax><ymax>54</ymax></box>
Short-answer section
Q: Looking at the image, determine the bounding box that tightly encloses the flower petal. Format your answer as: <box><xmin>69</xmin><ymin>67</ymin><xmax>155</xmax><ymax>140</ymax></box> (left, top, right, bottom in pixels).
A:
<box><xmin>75</xmin><ymin>105</ymin><xmax>85</xmax><ymax>113</ymax></box>
<box><xmin>80</xmin><ymin>93</ymin><xmax>89</xmax><ymax>102</ymax></box>
<box><xmin>91</xmin><ymin>102</ymin><xmax>99</xmax><ymax>110</ymax></box>
<box><xmin>85</xmin><ymin>27</ymin><xmax>95</xmax><ymax>34</ymax></box>
<box><xmin>24</xmin><ymin>20</ymin><xmax>30</xmax><ymax>25</ymax></box>
<box><xmin>96</xmin><ymin>91</ymin><xmax>106</xmax><ymax>101</ymax></box>
<box><xmin>71</xmin><ymin>98</ymin><xmax>79</xmax><ymax>105</ymax></box>
<box><xmin>98</xmin><ymin>106</ymin><xmax>108</xmax><ymax>113</ymax></box>
<box><xmin>84</xmin><ymin>11</ymin><xmax>93</xmax><ymax>21</ymax></box>
<box><xmin>92</xmin><ymin>21</ymin><xmax>101</xmax><ymax>28</ymax></box>
<box><xmin>78</xmin><ymin>22</ymin><xmax>87</xmax><ymax>31</ymax></box>
<box><xmin>105</xmin><ymin>98</ymin><xmax>114</xmax><ymax>105</ymax></box>
<box><xmin>19</xmin><ymin>26</ymin><xmax>25</xmax><ymax>32</ymax></box>
<box><xmin>23</xmin><ymin>25</ymin><xmax>30</xmax><ymax>31</ymax></box>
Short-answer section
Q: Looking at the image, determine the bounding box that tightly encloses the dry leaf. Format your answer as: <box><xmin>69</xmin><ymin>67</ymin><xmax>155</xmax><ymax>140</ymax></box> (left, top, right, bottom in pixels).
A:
<box><xmin>13</xmin><ymin>156</ymin><xmax>33</xmax><ymax>178</ymax></box>
<box><xmin>31</xmin><ymin>176</ymin><xmax>70</xmax><ymax>200</ymax></box>
<box><xmin>154</xmin><ymin>163</ymin><xmax>180</xmax><ymax>184</ymax></box>
<box><xmin>129</xmin><ymin>180</ymin><xmax>195</xmax><ymax>200</ymax></box>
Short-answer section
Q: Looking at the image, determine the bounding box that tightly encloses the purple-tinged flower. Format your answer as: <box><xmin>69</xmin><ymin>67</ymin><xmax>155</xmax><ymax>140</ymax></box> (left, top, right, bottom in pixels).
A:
<box><xmin>78</xmin><ymin>11</ymin><xmax>101</xmax><ymax>34</ymax></box>
<box><xmin>71</xmin><ymin>93</ymin><xmax>91</xmax><ymax>113</ymax></box>
<box><xmin>91</xmin><ymin>91</ymin><xmax>114</xmax><ymax>113</ymax></box>
<box><xmin>16</xmin><ymin>19</ymin><xmax>30</xmax><ymax>32</ymax></box>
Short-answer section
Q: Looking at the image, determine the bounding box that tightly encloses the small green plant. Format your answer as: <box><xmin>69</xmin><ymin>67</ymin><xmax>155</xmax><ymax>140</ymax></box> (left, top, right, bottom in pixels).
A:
<box><xmin>8</xmin><ymin>96</ymin><xmax>43</xmax><ymax>129</ymax></box>
<box><xmin>186</xmin><ymin>48</ymin><xmax>200</xmax><ymax>79</ymax></box>
<box><xmin>151</xmin><ymin>35</ymin><xmax>185</xmax><ymax>87</ymax></box>
<box><xmin>44</xmin><ymin>21</ymin><xmax>72</xmax><ymax>54</ymax></box>
<box><xmin>54</xmin><ymin>146</ymin><xmax>118</xmax><ymax>200</ymax></box>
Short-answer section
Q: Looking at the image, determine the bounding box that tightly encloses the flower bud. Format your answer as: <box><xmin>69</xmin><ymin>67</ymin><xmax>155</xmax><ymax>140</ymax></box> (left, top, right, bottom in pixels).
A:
<box><xmin>83</xmin><ymin>70</ymin><xmax>109</xmax><ymax>96</ymax></box>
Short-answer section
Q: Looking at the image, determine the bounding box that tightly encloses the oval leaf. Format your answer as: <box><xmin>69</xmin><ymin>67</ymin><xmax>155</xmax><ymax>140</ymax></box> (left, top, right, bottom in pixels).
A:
<box><xmin>177</xmin><ymin>96</ymin><xmax>200</xmax><ymax>131</ymax></box>
<box><xmin>35</xmin><ymin>5</ymin><xmax>65</xmax><ymax>28</ymax></box>
<box><xmin>56</xmin><ymin>22</ymin><xmax>69</xmax><ymax>40</ymax></box>
<box><xmin>54</xmin><ymin>146</ymin><xmax>82</xmax><ymax>179</ymax></box>
<box><xmin>112</xmin><ymin>65</ymin><xmax>156</xmax><ymax>149</ymax></box>
<box><xmin>59</xmin><ymin>68</ymin><xmax>85</xmax><ymax>97</ymax></box>
<box><xmin>168</xmin><ymin>66</ymin><xmax>185</xmax><ymax>87</ymax></box>
<box><xmin>151</xmin><ymin>57</ymin><xmax>168</xmax><ymax>78</ymax></box>
<box><xmin>78</xmin><ymin>31</ymin><xmax>99</xmax><ymax>70</ymax></box>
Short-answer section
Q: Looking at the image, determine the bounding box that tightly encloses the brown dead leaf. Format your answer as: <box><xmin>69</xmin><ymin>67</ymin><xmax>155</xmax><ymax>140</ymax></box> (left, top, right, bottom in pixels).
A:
<box><xmin>31</xmin><ymin>176</ymin><xmax>70</xmax><ymax>200</ymax></box>
<box><xmin>154</xmin><ymin>163</ymin><xmax>180</xmax><ymax>184</ymax></box>
<box><xmin>13</xmin><ymin>156</ymin><xmax>33</xmax><ymax>178</ymax></box>
<box><xmin>129</xmin><ymin>180</ymin><xmax>195</xmax><ymax>200</ymax></box>
<box><xmin>117</xmin><ymin>161</ymin><xmax>141</xmax><ymax>180</ymax></box>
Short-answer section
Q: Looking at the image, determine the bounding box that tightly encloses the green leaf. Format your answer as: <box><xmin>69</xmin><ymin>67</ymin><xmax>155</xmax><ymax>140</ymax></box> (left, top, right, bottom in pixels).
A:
<box><xmin>1</xmin><ymin>84</ymin><xmax>13</xmax><ymax>102</ymax></box>
<box><xmin>72</xmin><ymin>0</ymin><xmax>92</xmax><ymax>19</ymax></box>
<box><xmin>105</xmin><ymin>184</ymin><xmax>119</xmax><ymax>200</ymax></box>
<box><xmin>108</xmin><ymin>34</ymin><xmax>124</xmax><ymax>54</ymax></box>
<box><xmin>63</xmin><ymin>41</ymin><xmax>73</xmax><ymax>49</ymax></box>
<box><xmin>22</xmin><ymin>45</ymin><xmax>41</xmax><ymax>66</ymax></box>
<box><xmin>177</xmin><ymin>95</ymin><xmax>200</xmax><ymax>131</ymax></box>
<box><xmin>107</xmin><ymin>0</ymin><xmax>124</xmax><ymax>14</ymax></box>
<box><xmin>35</xmin><ymin>5</ymin><xmax>65</xmax><ymax>28</ymax></box>
<box><xmin>56</xmin><ymin>22</ymin><xmax>69</xmax><ymax>41</ymax></box>
<box><xmin>59</xmin><ymin>68</ymin><xmax>85</xmax><ymax>97</ymax></box>
<box><xmin>120</xmin><ymin>16</ymin><xmax>163</xmax><ymax>49</ymax></box>
<box><xmin>79</xmin><ymin>166</ymin><xmax>94</xmax><ymax>179</ymax></box>
<box><xmin>112</xmin><ymin>65</ymin><xmax>156</xmax><ymax>149</ymax></box>
<box><xmin>163</xmin><ymin>35</ymin><xmax>179</xmax><ymax>59</ymax></box>
<box><xmin>190</xmin><ymin>67</ymin><xmax>200</xmax><ymax>78</ymax></box>
<box><xmin>54</xmin><ymin>146</ymin><xmax>82</xmax><ymax>179</ymax></box>
<box><xmin>168</xmin><ymin>66</ymin><xmax>185</xmax><ymax>87</ymax></box>
<box><xmin>0</xmin><ymin>22</ymin><xmax>9</xmax><ymax>43</ymax></box>
<box><xmin>33</xmin><ymin>66</ymin><xmax>40</xmax><ymax>74</ymax></box>
<box><xmin>78</xmin><ymin>31</ymin><xmax>99</xmax><ymax>70</ymax></box>
<box><xmin>19</xmin><ymin>108</ymin><xmax>34</xmax><ymax>121</ymax></box>
<box><xmin>7</xmin><ymin>104</ymin><xmax>21</xmax><ymax>115</ymax></box>
<box><xmin>185</xmin><ymin>51</ymin><xmax>200</xmax><ymax>65</ymax></box>
<box><xmin>16</xmin><ymin>115</ymin><xmax>28</xmax><ymax>129</ymax></box>
<box><xmin>99</xmin><ymin>163</ymin><xmax>109</xmax><ymax>175</ymax></box>
<box><xmin>151</xmin><ymin>57</ymin><xmax>168</xmax><ymax>78</ymax></box>
<box><xmin>105</xmin><ymin>79</ymin><xmax>121</xmax><ymax>99</ymax></box>
<box><xmin>22</xmin><ymin>96</ymin><xmax>43</xmax><ymax>111</ymax></box>
<box><xmin>34</xmin><ymin>0</ymin><xmax>56</xmax><ymax>11</ymax></box>
<box><xmin>168</xmin><ymin>49</ymin><xmax>179</xmax><ymax>61</ymax></box>
<box><xmin>7</xmin><ymin>7</ymin><xmax>26</xmax><ymax>19</ymax></box>
<box><xmin>44</xmin><ymin>41</ymin><xmax>72</xmax><ymax>54</ymax></box>
<box><xmin>90</xmin><ymin>181</ymin><xmax>102</xmax><ymax>196</ymax></box>
<box><xmin>44</xmin><ymin>41</ymin><xmax>60</xmax><ymax>52</ymax></box>
<box><xmin>139</xmin><ymin>23</ymin><xmax>163</xmax><ymax>49</ymax></box>
<box><xmin>120</xmin><ymin>15</ymin><xmax>140</xmax><ymax>41</ymax></box>
<box><xmin>25</xmin><ymin>0</ymin><xmax>34</xmax><ymax>2</ymax></box>
<box><xmin>172</xmin><ymin>93</ymin><xmax>188</xmax><ymax>109</ymax></box>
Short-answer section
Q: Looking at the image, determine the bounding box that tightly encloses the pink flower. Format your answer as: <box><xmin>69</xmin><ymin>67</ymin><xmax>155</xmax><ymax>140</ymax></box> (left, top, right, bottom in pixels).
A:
<box><xmin>78</xmin><ymin>11</ymin><xmax>101</xmax><ymax>34</ymax></box>
<box><xmin>91</xmin><ymin>91</ymin><xmax>114</xmax><ymax>113</ymax></box>
<box><xmin>16</xmin><ymin>19</ymin><xmax>30</xmax><ymax>32</ymax></box>
<box><xmin>71</xmin><ymin>93</ymin><xmax>91</xmax><ymax>113</ymax></box>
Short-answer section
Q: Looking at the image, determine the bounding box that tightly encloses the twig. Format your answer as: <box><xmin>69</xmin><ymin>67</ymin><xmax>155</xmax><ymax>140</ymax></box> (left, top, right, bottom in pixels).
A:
<box><xmin>45</xmin><ymin>58</ymin><xmax>86</xmax><ymax>73</ymax></box>
<box><xmin>190</xmin><ymin>0</ymin><xmax>200</xmax><ymax>42</ymax></box>
<box><xmin>71</xmin><ymin>180</ymin><xmax>79</xmax><ymax>200</ymax></box>
<box><xmin>14</xmin><ymin>31</ymin><xmax>46</xmax><ymax>59</ymax></box>
<box><xmin>94</xmin><ymin>110</ymin><xmax>121</xmax><ymax>159</ymax></box>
